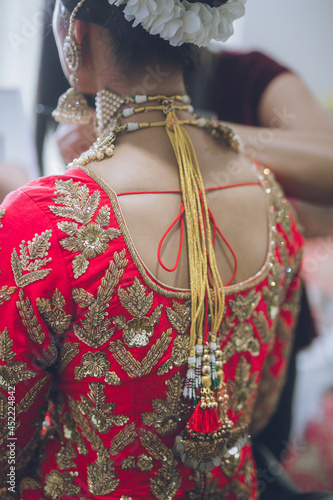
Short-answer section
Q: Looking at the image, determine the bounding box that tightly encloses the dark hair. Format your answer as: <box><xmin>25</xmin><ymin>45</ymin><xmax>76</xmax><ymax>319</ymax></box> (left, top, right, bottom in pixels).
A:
<box><xmin>59</xmin><ymin>0</ymin><xmax>227</xmax><ymax>77</ymax></box>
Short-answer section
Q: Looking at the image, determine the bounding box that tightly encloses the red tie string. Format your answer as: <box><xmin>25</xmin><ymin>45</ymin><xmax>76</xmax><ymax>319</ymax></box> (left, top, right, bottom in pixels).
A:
<box><xmin>117</xmin><ymin>182</ymin><xmax>260</xmax><ymax>286</ymax></box>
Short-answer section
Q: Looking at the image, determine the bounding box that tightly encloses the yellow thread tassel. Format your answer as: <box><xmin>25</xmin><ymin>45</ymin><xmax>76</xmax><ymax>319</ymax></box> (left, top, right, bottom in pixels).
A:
<box><xmin>165</xmin><ymin>111</ymin><xmax>224</xmax><ymax>349</ymax></box>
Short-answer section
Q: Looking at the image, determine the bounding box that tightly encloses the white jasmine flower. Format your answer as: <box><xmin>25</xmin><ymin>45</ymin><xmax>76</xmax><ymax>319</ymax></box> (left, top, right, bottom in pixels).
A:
<box><xmin>108</xmin><ymin>0</ymin><xmax>246</xmax><ymax>47</ymax></box>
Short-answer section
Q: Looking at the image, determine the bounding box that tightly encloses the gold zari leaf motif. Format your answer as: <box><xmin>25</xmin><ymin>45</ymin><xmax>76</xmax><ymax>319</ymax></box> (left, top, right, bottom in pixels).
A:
<box><xmin>232</xmin><ymin>323</ymin><xmax>260</xmax><ymax>357</ymax></box>
<box><xmin>58</xmin><ymin>342</ymin><xmax>80</xmax><ymax>372</ymax></box>
<box><xmin>78</xmin><ymin>383</ymin><xmax>129</xmax><ymax>433</ymax></box>
<box><xmin>142</xmin><ymin>372</ymin><xmax>189</xmax><ymax>435</ymax></box>
<box><xmin>166</xmin><ymin>300</ymin><xmax>191</xmax><ymax>334</ymax></box>
<box><xmin>68</xmin><ymin>396</ymin><xmax>104</xmax><ymax>452</ymax></box>
<box><xmin>88</xmin><ymin>448</ymin><xmax>120</xmax><ymax>496</ymax></box>
<box><xmin>157</xmin><ymin>334</ymin><xmax>189</xmax><ymax>376</ymax></box>
<box><xmin>56</xmin><ymin>442</ymin><xmax>78</xmax><ymax>470</ymax></box>
<box><xmin>0</xmin><ymin>209</ymin><xmax>5</xmax><ymax>227</ymax></box>
<box><xmin>16</xmin><ymin>290</ymin><xmax>45</xmax><ymax>344</ymax></box>
<box><xmin>228</xmin><ymin>356</ymin><xmax>258</xmax><ymax>424</ymax></box>
<box><xmin>186</xmin><ymin>471</ymin><xmax>225</xmax><ymax>500</ymax></box>
<box><xmin>62</xmin><ymin>412</ymin><xmax>89</xmax><ymax>456</ymax></box>
<box><xmin>229</xmin><ymin>290</ymin><xmax>261</xmax><ymax>323</ymax></box>
<box><xmin>140</xmin><ymin>430</ymin><xmax>181</xmax><ymax>500</ymax></box>
<box><xmin>11</xmin><ymin>230</ymin><xmax>52</xmax><ymax>287</ymax></box>
<box><xmin>109</xmin><ymin>422</ymin><xmax>137</xmax><ymax>456</ymax></box>
<box><xmin>109</xmin><ymin>330</ymin><xmax>172</xmax><ymax>378</ymax></box>
<box><xmin>0</xmin><ymin>328</ymin><xmax>36</xmax><ymax>390</ymax></box>
<box><xmin>73</xmin><ymin>250</ymin><xmax>128</xmax><ymax>347</ymax></box>
<box><xmin>115</xmin><ymin>277</ymin><xmax>163</xmax><ymax>347</ymax></box>
<box><xmin>16</xmin><ymin>375</ymin><xmax>49</xmax><ymax>415</ymax></box>
<box><xmin>50</xmin><ymin>179</ymin><xmax>120</xmax><ymax>278</ymax></box>
<box><xmin>0</xmin><ymin>286</ymin><xmax>16</xmax><ymax>306</ymax></box>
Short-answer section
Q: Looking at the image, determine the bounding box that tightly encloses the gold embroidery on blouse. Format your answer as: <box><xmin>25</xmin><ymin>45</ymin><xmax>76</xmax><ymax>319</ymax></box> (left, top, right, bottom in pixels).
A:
<box><xmin>19</xmin><ymin>477</ymin><xmax>43</xmax><ymax>494</ymax></box>
<box><xmin>121</xmin><ymin>456</ymin><xmax>135</xmax><ymax>470</ymax></box>
<box><xmin>58</xmin><ymin>342</ymin><xmax>80</xmax><ymax>372</ymax></box>
<box><xmin>73</xmin><ymin>249</ymin><xmax>128</xmax><ymax>347</ymax></box>
<box><xmin>104</xmin><ymin>370</ymin><xmax>121</xmax><ymax>385</ymax></box>
<box><xmin>16</xmin><ymin>375</ymin><xmax>49</xmax><ymax>415</ymax></box>
<box><xmin>186</xmin><ymin>471</ymin><xmax>225</xmax><ymax>500</ymax></box>
<box><xmin>157</xmin><ymin>335</ymin><xmax>189</xmax><ymax>376</ymax></box>
<box><xmin>50</xmin><ymin>179</ymin><xmax>121</xmax><ymax>278</ymax></box>
<box><xmin>229</xmin><ymin>455</ymin><xmax>255</xmax><ymax>499</ymax></box>
<box><xmin>229</xmin><ymin>290</ymin><xmax>261</xmax><ymax>323</ymax></box>
<box><xmin>44</xmin><ymin>470</ymin><xmax>81</xmax><ymax>499</ymax></box>
<box><xmin>74</xmin><ymin>351</ymin><xmax>121</xmax><ymax>385</ymax></box>
<box><xmin>56</xmin><ymin>442</ymin><xmax>78</xmax><ymax>470</ymax></box>
<box><xmin>157</xmin><ymin>300</ymin><xmax>190</xmax><ymax>375</ymax></box>
<box><xmin>253</xmin><ymin>310</ymin><xmax>273</xmax><ymax>344</ymax></box>
<box><xmin>63</xmin><ymin>412</ymin><xmax>89</xmax><ymax>456</ymax></box>
<box><xmin>114</xmin><ymin>277</ymin><xmax>163</xmax><ymax>348</ymax></box>
<box><xmin>110</xmin><ymin>422</ymin><xmax>137</xmax><ymax>456</ymax></box>
<box><xmin>0</xmin><ymin>328</ymin><xmax>36</xmax><ymax>390</ymax></box>
<box><xmin>266</xmin><ymin>169</ymin><xmax>292</xmax><ymax>236</ymax></box>
<box><xmin>140</xmin><ymin>429</ymin><xmax>181</xmax><ymax>500</ymax></box>
<box><xmin>250</xmin><ymin>285</ymin><xmax>301</xmax><ymax>437</ymax></box>
<box><xmin>166</xmin><ymin>300</ymin><xmax>191</xmax><ymax>335</ymax></box>
<box><xmin>16</xmin><ymin>290</ymin><xmax>46</xmax><ymax>344</ymax></box>
<box><xmin>88</xmin><ymin>448</ymin><xmax>120</xmax><ymax>496</ymax></box>
<box><xmin>220</xmin><ymin>453</ymin><xmax>241</xmax><ymax>478</ymax></box>
<box><xmin>75</xmin><ymin>351</ymin><xmax>109</xmax><ymax>379</ymax></box>
<box><xmin>228</xmin><ymin>356</ymin><xmax>259</xmax><ymax>423</ymax></box>
<box><xmin>142</xmin><ymin>372</ymin><xmax>190</xmax><ymax>435</ymax></box>
<box><xmin>68</xmin><ymin>396</ymin><xmax>104</xmax><ymax>452</ymax></box>
<box><xmin>36</xmin><ymin>290</ymin><xmax>72</xmax><ymax>334</ymax></box>
<box><xmin>109</xmin><ymin>330</ymin><xmax>172</xmax><ymax>378</ymax></box>
<box><xmin>221</xmin><ymin>341</ymin><xmax>236</xmax><ymax>364</ymax></box>
<box><xmin>77</xmin><ymin>383</ymin><xmax>129</xmax><ymax>434</ymax></box>
<box><xmin>232</xmin><ymin>323</ymin><xmax>260</xmax><ymax>357</ymax></box>
<box><xmin>220</xmin><ymin>315</ymin><xmax>235</xmax><ymax>341</ymax></box>
<box><xmin>35</xmin><ymin>340</ymin><xmax>58</xmax><ymax>369</ymax></box>
<box><xmin>11</xmin><ymin>230</ymin><xmax>52</xmax><ymax>287</ymax></box>
<box><xmin>0</xmin><ymin>286</ymin><xmax>16</xmax><ymax>306</ymax></box>
<box><xmin>137</xmin><ymin>454</ymin><xmax>153</xmax><ymax>472</ymax></box>
<box><xmin>262</xmin><ymin>257</ymin><xmax>285</xmax><ymax>320</ymax></box>
<box><xmin>0</xmin><ymin>209</ymin><xmax>5</xmax><ymax>227</ymax></box>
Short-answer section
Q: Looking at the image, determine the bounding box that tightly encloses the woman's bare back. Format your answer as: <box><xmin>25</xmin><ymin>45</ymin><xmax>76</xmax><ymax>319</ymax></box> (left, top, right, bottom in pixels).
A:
<box><xmin>87</xmin><ymin>122</ymin><xmax>269</xmax><ymax>290</ymax></box>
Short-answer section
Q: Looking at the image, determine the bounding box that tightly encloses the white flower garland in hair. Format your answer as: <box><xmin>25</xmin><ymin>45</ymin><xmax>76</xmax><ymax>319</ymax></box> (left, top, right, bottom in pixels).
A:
<box><xmin>108</xmin><ymin>0</ymin><xmax>246</xmax><ymax>47</ymax></box>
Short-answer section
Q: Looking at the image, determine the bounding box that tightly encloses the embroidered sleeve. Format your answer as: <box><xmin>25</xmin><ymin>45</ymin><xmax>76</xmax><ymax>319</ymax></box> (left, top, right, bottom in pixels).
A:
<box><xmin>249</xmin><ymin>206</ymin><xmax>303</xmax><ymax>437</ymax></box>
<box><xmin>250</xmin><ymin>274</ymin><xmax>302</xmax><ymax>436</ymax></box>
<box><xmin>0</xmin><ymin>190</ymin><xmax>74</xmax><ymax>493</ymax></box>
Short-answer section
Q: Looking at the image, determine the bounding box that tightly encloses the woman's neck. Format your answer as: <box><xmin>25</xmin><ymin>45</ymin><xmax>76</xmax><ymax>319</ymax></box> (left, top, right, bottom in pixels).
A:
<box><xmin>96</xmin><ymin>64</ymin><xmax>187</xmax><ymax>98</ymax></box>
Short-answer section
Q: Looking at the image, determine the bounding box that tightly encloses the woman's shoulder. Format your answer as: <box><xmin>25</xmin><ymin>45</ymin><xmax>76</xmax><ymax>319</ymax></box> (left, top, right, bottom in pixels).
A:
<box><xmin>1</xmin><ymin>167</ymin><xmax>101</xmax><ymax>213</ymax></box>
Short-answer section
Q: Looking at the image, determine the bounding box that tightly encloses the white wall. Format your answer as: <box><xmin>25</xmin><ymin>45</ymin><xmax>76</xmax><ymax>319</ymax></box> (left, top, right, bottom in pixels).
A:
<box><xmin>239</xmin><ymin>0</ymin><xmax>333</xmax><ymax>104</ymax></box>
<box><xmin>0</xmin><ymin>0</ymin><xmax>43</xmax><ymax>122</ymax></box>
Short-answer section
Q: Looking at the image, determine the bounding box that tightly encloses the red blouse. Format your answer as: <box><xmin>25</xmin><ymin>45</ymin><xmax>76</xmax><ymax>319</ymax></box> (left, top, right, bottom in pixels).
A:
<box><xmin>0</xmin><ymin>165</ymin><xmax>303</xmax><ymax>500</ymax></box>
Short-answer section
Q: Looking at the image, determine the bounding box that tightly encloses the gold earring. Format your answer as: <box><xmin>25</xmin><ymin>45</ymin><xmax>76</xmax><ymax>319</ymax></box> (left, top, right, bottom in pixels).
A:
<box><xmin>52</xmin><ymin>0</ymin><xmax>91</xmax><ymax>125</ymax></box>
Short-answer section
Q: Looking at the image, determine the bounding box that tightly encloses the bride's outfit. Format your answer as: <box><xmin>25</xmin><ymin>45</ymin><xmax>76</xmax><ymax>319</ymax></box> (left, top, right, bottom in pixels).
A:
<box><xmin>0</xmin><ymin>163</ymin><xmax>302</xmax><ymax>499</ymax></box>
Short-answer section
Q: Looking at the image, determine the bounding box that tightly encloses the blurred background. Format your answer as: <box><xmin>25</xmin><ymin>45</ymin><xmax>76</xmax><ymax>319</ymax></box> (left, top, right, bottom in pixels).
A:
<box><xmin>0</xmin><ymin>0</ymin><xmax>332</xmax><ymax>492</ymax></box>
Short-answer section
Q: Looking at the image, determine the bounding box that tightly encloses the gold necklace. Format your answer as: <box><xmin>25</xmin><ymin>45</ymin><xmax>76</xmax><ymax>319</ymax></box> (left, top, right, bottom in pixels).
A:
<box><xmin>68</xmin><ymin>91</ymin><xmax>242</xmax><ymax>169</ymax></box>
